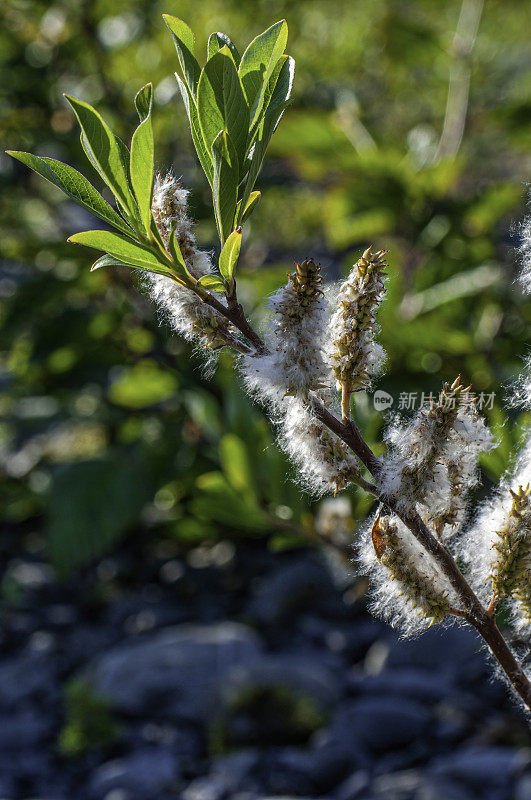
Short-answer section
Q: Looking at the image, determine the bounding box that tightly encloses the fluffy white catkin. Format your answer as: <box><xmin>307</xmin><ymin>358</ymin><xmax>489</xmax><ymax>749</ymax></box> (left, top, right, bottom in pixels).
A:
<box><xmin>243</xmin><ymin>259</ymin><xmax>330</xmax><ymax>403</ymax></box>
<box><xmin>358</xmin><ymin>511</ymin><xmax>461</xmax><ymax>635</ymax></box>
<box><xmin>379</xmin><ymin>378</ymin><xmax>494</xmax><ymax>537</ymax></box>
<box><xmin>241</xmin><ymin>260</ymin><xmax>361</xmax><ymax>495</ymax></box>
<box><xmin>148</xmin><ymin>174</ymin><xmax>232</xmax><ymax>351</ymax></box>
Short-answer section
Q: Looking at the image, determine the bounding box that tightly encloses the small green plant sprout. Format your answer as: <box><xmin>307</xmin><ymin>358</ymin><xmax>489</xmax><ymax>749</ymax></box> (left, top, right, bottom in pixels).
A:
<box><xmin>7</xmin><ymin>16</ymin><xmax>531</xmax><ymax>716</ymax></box>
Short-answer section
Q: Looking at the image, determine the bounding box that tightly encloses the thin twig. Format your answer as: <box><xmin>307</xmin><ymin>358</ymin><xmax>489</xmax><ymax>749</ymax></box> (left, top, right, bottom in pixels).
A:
<box><xmin>434</xmin><ymin>0</ymin><xmax>484</xmax><ymax>163</ymax></box>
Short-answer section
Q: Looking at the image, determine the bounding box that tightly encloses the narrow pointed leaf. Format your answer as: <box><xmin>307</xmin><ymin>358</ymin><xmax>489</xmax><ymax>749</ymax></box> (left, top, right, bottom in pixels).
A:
<box><xmin>266</xmin><ymin>54</ymin><xmax>295</xmax><ymax>114</ymax></box>
<box><xmin>91</xmin><ymin>254</ymin><xmax>132</xmax><ymax>271</ymax></box>
<box><xmin>68</xmin><ymin>229</ymin><xmax>172</xmax><ymax>273</ymax></box>
<box><xmin>236</xmin><ymin>190</ymin><xmax>261</xmax><ymax>226</ymax></box>
<box><xmin>197</xmin><ymin>274</ymin><xmax>226</xmax><ymax>292</ymax></box>
<box><xmin>197</xmin><ymin>48</ymin><xmax>249</xmax><ymax>174</ymax></box>
<box><xmin>238</xmin><ymin>20</ymin><xmax>288</xmax><ymax>125</ymax></box>
<box><xmin>211</xmin><ymin>131</ymin><xmax>239</xmax><ymax>245</ymax></box>
<box><xmin>175</xmin><ymin>75</ymin><xmax>214</xmax><ymax>185</ymax></box>
<box><xmin>207</xmin><ymin>32</ymin><xmax>240</xmax><ymax>65</ymax></box>
<box><xmin>239</xmin><ymin>101</ymin><xmax>289</xmax><ymax>221</ymax></box>
<box><xmin>130</xmin><ymin>89</ymin><xmax>154</xmax><ymax>235</ymax></box>
<box><xmin>134</xmin><ymin>82</ymin><xmax>153</xmax><ymax>122</ymax></box>
<box><xmin>65</xmin><ymin>95</ymin><xmax>139</xmax><ymax>221</ymax></box>
<box><xmin>6</xmin><ymin>151</ymin><xmax>134</xmax><ymax>237</ymax></box>
<box><xmin>219</xmin><ymin>228</ymin><xmax>242</xmax><ymax>284</ymax></box>
<box><xmin>163</xmin><ymin>14</ymin><xmax>201</xmax><ymax>97</ymax></box>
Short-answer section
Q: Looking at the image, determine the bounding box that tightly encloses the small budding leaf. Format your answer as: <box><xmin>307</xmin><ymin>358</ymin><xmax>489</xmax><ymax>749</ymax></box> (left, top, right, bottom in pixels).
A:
<box><xmin>219</xmin><ymin>228</ymin><xmax>242</xmax><ymax>285</ymax></box>
<box><xmin>236</xmin><ymin>190</ymin><xmax>261</xmax><ymax>226</ymax></box>
<box><xmin>197</xmin><ymin>274</ymin><xmax>226</xmax><ymax>292</ymax></box>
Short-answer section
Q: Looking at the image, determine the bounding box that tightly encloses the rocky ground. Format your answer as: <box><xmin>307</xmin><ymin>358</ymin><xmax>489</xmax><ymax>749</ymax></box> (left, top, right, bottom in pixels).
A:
<box><xmin>0</xmin><ymin>533</ymin><xmax>530</xmax><ymax>800</ymax></box>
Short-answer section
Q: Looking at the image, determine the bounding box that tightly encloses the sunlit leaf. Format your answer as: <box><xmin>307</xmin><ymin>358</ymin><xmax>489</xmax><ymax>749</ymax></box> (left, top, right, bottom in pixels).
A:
<box><xmin>175</xmin><ymin>75</ymin><xmax>214</xmax><ymax>186</ymax></box>
<box><xmin>211</xmin><ymin>130</ymin><xmax>239</xmax><ymax>244</ymax></box>
<box><xmin>197</xmin><ymin>274</ymin><xmax>226</xmax><ymax>292</ymax></box>
<box><xmin>130</xmin><ymin>84</ymin><xmax>154</xmax><ymax>235</ymax></box>
<box><xmin>6</xmin><ymin>151</ymin><xmax>133</xmax><ymax>237</ymax></box>
<box><xmin>238</xmin><ymin>20</ymin><xmax>288</xmax><ymax>127</ymax></box>
<box><xmin>197</xmin><ymin>47</ymin><xmax>249</xmax><ymax>174</ymax></box>
<box><xmin>163</xmin><ymin>14</ymin><xmax>201</xmax><ymax>97</ymax></box>
<box><xmin>65</xmin><ymin>95</ymin><xmax>139</xmax><ymax>223</ymax></box>
<box><xmin>207</xmin><ymin>31</ymin><xmax>241</xmax><ymax>65</ymax></box>
<box><xmin>68</xmin><ymin>229</ymin><xmax>173</xmax><ymax>274</ymax></box>
<box><xmin>219</xmin><ymin>228</ymin><xmax>242</xmax><ymax>284</ymax></box>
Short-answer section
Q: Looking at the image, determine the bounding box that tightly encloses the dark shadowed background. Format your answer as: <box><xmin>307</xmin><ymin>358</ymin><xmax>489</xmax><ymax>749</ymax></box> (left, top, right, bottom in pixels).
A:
<box><xmin>1</xmin><ymin>1</ymin><xmax>530</xmax><ymax>798</ymax></box>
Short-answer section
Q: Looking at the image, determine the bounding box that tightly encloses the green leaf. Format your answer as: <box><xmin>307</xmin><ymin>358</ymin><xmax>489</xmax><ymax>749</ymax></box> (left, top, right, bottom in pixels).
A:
<box><xmin>130</xmin><ymin>86</ymin><xmax>154</xmax><ymax>235</ymax></box>
<box><xmin>197</xmin><ymin>47</ymin><xmax>249</xmax><ymax>174</ymax></box>
<box><xmin>134</xmin><ymin>82</ymin><xmax>153</xmax><ymax>122</ymax></box>
<box><xmin>239</xmin><ymin>100</ymin><xmax>289</xmax><ymax>221</ymax></box>
<box><xmin>6</xmin><ymin>151</ymin><xmax>133</xmax><ymax>237</ymax></box>
<box><xmin>68</xmin><ymin>229</ymin><xmax>172</xmax><ymax>274</ymax></box>
<box><xmin>266</xmin><ymin>54</ymin><xmax>295</xmax><ymax>114</ymax></box>
<box><xmin>175</xmin><ymin>75</ymin><xmax>214</xmax><ymax>186</ymax></box>
<box><xmin>163</xmin><ymin>14</ymin><xmax>201</xmax><ymax>97</ymax></box>
<box><xmin>168</xmin><ymin>223</ymin><xmax>194</xmax><ymax>283</ymax></box>
<box><xmin>91</xmin><ymin>254</ymin><xmax>131</xmax><ymax>271</ymax></box>
<box><xmin>65</xmin><ymin>95</ymin><xmax>139</xmax><ymax>222</ymax></box>
<box><xmin>207</xmin><ymin>32</ymin><xmax>240</xmax><ymax>65</ymax></box>
<box><xmin>219</xmin><ymin>433</ymin><xmax>256</xmax><ymax>497</ymax></box>
<box><xmin>238</xmin><ymin>20</ymin><xmax>288</xmax><ymax>126</ymax></box>
<box><xmin>47</xmin><ymin>457</ymin><xmax>153</xmax><ymax>576</ymax></box>
<box><xmin>211</xmin><ymin>130</ymin><xmax>239</xmax><ymax>245</ymax></box>
<box><xmin>219</xmin><ymin>228</ymin><xmax>242</xmax><ymax>284</ymax></box>
<box><xmin>236</xmin><ymin>190</ymin><xmax>261</xmax><ymax>226</ymax></box>
<box><xmin>197</xmin><ymin>274</ymin><xmax>226</xmax><ymax>292</ymax></box>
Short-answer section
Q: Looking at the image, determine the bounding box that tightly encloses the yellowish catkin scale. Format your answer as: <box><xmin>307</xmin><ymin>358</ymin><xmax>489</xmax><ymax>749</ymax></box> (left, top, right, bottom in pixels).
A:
<box><xmin>281</xmin><ymin>258</ymin><xmax>323</xmax><ymax>328</ymax></box>
<box><xmin>491</xmin><ymin>485</ymin><xmax>531</xmax><ymax>614</ymax></box>
<box><xmin>330</xmin><ymin>246</ymin><xmax>387</xmax><ymax>418</ymax></box>
<box><xmin>371</xmin><ymin>514</ymin><xmax>451</xmax><ymax>623</ymax></box>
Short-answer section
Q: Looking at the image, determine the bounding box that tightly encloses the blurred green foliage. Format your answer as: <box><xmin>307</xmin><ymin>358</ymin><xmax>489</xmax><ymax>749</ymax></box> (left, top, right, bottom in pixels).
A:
<box><xmin>58</xmin><ymin>678</ymin><xmax>121</xmax><ymax>757</ymax></box>
<box><xmin>1</xmin><ymin>0</ymin><xmax>530</xmax><ymax>575</ymax></box>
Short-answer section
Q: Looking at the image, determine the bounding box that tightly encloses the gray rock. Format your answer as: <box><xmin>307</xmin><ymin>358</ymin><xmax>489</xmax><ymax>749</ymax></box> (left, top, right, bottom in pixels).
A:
<box><xmin>182</xmin><ymin>750</ymin><xmax>259</xmax><ymax>800</ymax></box>
<box><xmin>87</xmin><ymin>622</ymin><xmax>263</xmax><ymax>720</ymax></box>
<box><xmin>349</xmin><ymin>668</ymin><xmax>453</xmax><ymax>705</ymax></box>
<box><xmin>428</xmin><ymin>747</ymin><xmax>530</xmax><ymax>795</ymax></box>
<box><xmin>221</xmin><ymin>651</ymin><xmax>345</xmax><ymax>710</ymax></box>
<box><xmin>0</xmin><ymin>653</ymin><xmax>54</xmax><ymax>710</ymax></box>
<box><xmin>88</xmin><ymin>746</ymin><xmax>180</xmax><ymax>798</ymax></box>
<box><xmin>0</xmin><ymin>710</ymin><xmax>52</xmax><ymax>748</ymax></box>
<box><xmin>515</xmin><ymin>773</ymin><xmax>531</xmax><ymax>800</ymax></box>
<box><xmin>323</xmin><ymin>696</ymin><xmax>431</xmax><ymax>753</ymax></box>
<box><xmin>385</xmin><ymin>627</ymin><xmax>484</xmax><ymax>676</ymax></box>
<box><xmin>246</xmin><ymin>556</ymin><xmax>340</xmax><ymax>624</ymax></box>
